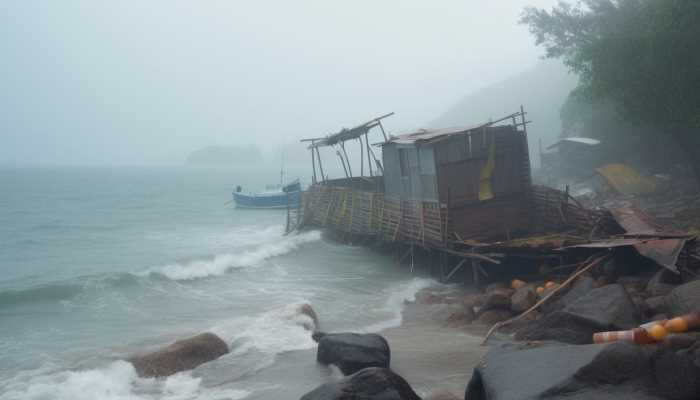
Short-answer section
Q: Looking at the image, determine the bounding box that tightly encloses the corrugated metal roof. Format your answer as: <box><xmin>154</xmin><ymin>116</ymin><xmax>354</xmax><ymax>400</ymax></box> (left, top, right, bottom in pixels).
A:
<box><xmin>385</xmin><ymin>124</ymin><xmax>483</xmax><ymax>145</ymax></box>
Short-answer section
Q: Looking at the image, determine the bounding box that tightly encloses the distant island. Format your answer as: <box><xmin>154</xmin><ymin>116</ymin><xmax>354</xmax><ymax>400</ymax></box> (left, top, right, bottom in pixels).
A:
<box><xmin>186</xmin><ymin>146</ymin><xmax>263</xmax><ymax>166</ymax></box>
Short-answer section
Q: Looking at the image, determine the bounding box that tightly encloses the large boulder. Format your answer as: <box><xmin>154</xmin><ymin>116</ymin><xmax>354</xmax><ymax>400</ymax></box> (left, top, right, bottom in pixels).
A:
<box><xmin>560</xmin><ymin>284</ymin><xmax>640</xmax><ymax>330</ymax></box>
<box><xmin>315</xmin><ymin>333</ymin><xmax>390</xmax><ymax>375</ymax></box>
<box><xmin>465</xmin><ymin>342</ymin><xmax>662</xmax><ymax>400</ymax></box>
<box><xmin>515</xmin><ymin>284</ymin><xmax>640</xmax><ymax>344</ymax></box>
<box><xmin>664</xmin><ymin>280</ymin><xmax>700</xmax><ymax>316</ymax></box>
<box><xmin>481</xmin><ymin>288</ymin><xmax>513</xmax><ymax>311</ymax></box>
<box><xmin>539</xmin><ymin>276</ymin><xmax>595</xmax><ymax>315</ymax></box>
<box><xmin>647</xmin><ymin>269</ymin><xmax>681</xmax><ymax>297</ymax></box>
<box><xmin>510</xmin><ymin>285</ymin><xmax>537</xmax><ymax>314</ymax></box>
<box><xmin>129</xmin><ymin>332</ymin><xmax>228</xmax><ymax>377</ymax></box>
<box><xmin>476</xmin><ymin>309</ymin><xmax>512</xmax><ymax>326</ymax></box>
<box><xmin>644</xmin><ymin>296</ymin><xmax>667</xmax><ymax>317</ymax></box>
<box><xmin>300</xmin><ymin>367</ymin><xmax>421</xmax><ymax>400</ymax></box>
<box><xmin>652</xmin><ymin>340</ymin><xmax>700</xmax><ymax>400</ymax></box>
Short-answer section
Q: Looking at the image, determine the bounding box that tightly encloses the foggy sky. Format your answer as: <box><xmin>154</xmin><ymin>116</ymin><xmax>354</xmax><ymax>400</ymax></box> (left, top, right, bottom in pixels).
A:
<box><xmin>1</xmin><ymin>0</ymin><xmax>560</xmax><ymax>165</ymax></box>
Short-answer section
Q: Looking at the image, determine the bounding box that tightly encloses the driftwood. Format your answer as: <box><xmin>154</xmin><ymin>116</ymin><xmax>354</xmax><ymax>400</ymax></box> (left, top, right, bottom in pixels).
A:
<box><xmin>481</xmin><ymin>254</ymin><xmax>610</xmax><ymax>345</ymax></box>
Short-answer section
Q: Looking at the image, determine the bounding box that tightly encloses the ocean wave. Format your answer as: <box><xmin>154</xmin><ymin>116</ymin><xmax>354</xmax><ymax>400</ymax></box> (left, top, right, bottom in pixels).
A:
<box><xmin>361</xmin><ymin>277</ymin><xmax>435</xmax><ymax>333</ymax></box>
<box><xmin>0</xmin><ymin>273</ymin><xmax>140</xmax><ymax>310</ymax></box>
<box><xmin>144</xmin><ymin>230</ymin><xmax>322</xmax><ymax>281</ymax></box>
<box><xmin>0</xmin><ymin>361</ymin><xmax>250</xmax><ymax>400</ymax></box>
<box><xmin>210</xmin><ymin>301</ymin><xmax>318</xmax><ymax>370</ymax></box>
<box><xmin>0</xmin><ymin>283</ymin><xmax>82</xmax><ymax>309</ymax></box>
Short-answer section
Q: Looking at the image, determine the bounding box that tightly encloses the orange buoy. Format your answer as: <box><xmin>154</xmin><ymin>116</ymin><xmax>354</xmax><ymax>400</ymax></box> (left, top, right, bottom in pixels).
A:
<box><xmin>511</xmin><ymin>279</ymin><xmax>526</xmax><ymax>290</ymax></box>
<box><xmin>536</xmin><ymin>286</ymin><xmax>545</xmax><ymax>295</ymax></box>
<box><xmin>664</xmin><ymin>312</ymin><xmax>700</xmax><ymax>333</ymax></box>
<box><xmin>647</xmin><ymin>324</ymin><xmax>668</xmax><ymax>341</ymax></box>
<box><xmin>665</xmin><ymin>317</ymin><xmax>689</xmax><ymax>333</ymax></box>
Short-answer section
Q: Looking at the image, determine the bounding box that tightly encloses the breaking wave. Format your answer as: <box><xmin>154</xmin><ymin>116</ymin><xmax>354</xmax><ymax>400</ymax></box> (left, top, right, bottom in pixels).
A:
<box><xmin>211</xmin><ymin>301</ymin><xmax>318</xmax><ymax>366</ymax></box>
<box><xmin>0</xmin><ymin>361</ymin><xmax>250</xmax><ymax>400</ymax></box>
<box><xmin>362</xmin><ymin>277</ymin><xmax>435</xmax><ymax>333</ymax></box>
<box><xmin>144</xmin><ymin>230</ymin><xmax>322</xmax><ymax>280</ymax></box>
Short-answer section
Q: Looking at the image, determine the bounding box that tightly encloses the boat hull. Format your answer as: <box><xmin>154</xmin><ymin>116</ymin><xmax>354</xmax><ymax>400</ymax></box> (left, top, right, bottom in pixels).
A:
<box><xmin>232</xmin><ymin>191</ymin><xmax>300</xmax><ymax>209</ymax></box>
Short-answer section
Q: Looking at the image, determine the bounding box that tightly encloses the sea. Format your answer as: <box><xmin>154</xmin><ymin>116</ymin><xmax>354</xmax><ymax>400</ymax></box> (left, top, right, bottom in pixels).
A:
<box><xmin>0</xmin><ymin>165</ymin><xmax>433</xmax><ymax>400</ymax></box>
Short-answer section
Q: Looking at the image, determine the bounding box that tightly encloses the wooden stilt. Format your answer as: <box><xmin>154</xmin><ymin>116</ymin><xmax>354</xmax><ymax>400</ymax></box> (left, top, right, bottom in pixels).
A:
<box><xmin>445</xmin><ymin>258</ymin><xmax>467</xmax><ymax>283</ymax></box>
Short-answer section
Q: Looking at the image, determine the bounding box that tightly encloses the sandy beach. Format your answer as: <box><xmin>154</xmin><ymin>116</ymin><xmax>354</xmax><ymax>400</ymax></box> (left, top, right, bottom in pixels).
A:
<box><xmin>383</xmin><ymin>300</ymin><xmax>488</xmax><ymax>398</ymax></box>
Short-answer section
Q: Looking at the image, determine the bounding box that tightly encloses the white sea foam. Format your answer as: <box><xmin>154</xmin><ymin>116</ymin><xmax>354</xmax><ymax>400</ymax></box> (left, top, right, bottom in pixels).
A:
<box><xmin>362</xmin><ymin>277</ymin><xmax>435</xmax><ymax>333</ymax></box>
<box><xmin>144</xmin><ymin>230</ymin><xmax>321</xmax><ymax>280</ymax></box>
<box><xmin>0</xmin><ymin>361</ymin><xmax>250</xmax><ymax>400</ymax></box>
<box><xmin>210</xmin><ymin>301</ymin><xmax>318</xmax><ymax>371</ymax></box>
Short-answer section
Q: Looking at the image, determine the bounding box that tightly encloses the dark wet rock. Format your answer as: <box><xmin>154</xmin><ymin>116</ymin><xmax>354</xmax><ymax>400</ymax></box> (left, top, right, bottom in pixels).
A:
<box><xmin>481</xmin><ymin>288</ymin><xmax>513</xmax><ymax>311</ymax></box>
<box><xmin>647</xmin><ymin>268</ymin><xmax>681</xmax><ymax>297</ymax></box>
<box><xmin>562</xmin><ymin>284</ymin><xmax>640</xmax><ymax>330</ymax></box>
<box><xmin>652</xmin><ymin>341</ymin><xmax>700</xmax><ymax>400</ymax></box>
<box><xmin>446</xmin><ymin>305</ymin><xmax>475</xmax><ymax>326</ymax></box>
<box><xmin>476</xmin><ymin>309</ymin><xmax>512</xmax><ymax>326</ymax></box>
<box><xmin>560</xmin><ymin>276</ymin><xmax>596</xmax><ymax>308</ymax></box>
<box><xmin>510</xmin><ymin>285</ymin><xmax>536</xmax><ymax>314</ymax></box>
<box><xmin>300</xmin><ymin>367</ymin><xmax>420</xmax><ymax>400</ymax></box>
<box><xmin>129</xmin><ymin>332</ymin><xmax>228</xmax><ymax>378</ymax></box>
<box><xmin>645</xmin><ymin>296</ymin><xmax>667</xmax><ymax>316</ymax></box>
<box><xmin>539</xmin><ymin>276</ymin><xmax>596</xmax><ymax>315</ymax></box>
<box><xmin>664</xmin><ymin>280</ymin><xmax>700</xmax><ymax>316</ymax></box>
<box><xmin>632</xmin><ymin>295</ymin><xmax>650</xmax><ymax>318</ymax></box>
<box><xmin>618</xmin><ymin>276</ymin><xmax>648</xmax><ymax>296</ymax></box>
<box><xmin>660</xmin><ymin>332</ymin><xmax>700</xmax><ymax>352</ymax></box>
<box><xmin>514</xmin><ymin>311</ymin><xmax>599</xmax><ymax>344</ymax></box>
<box><xmin>465</xmin><ymin>343</ymin><xmax>663</xmax><ymax>400</ymax></box>
<box><xmin>316</xmin><ymin>333</ymin><xmax>390</xmax><ymax>375</ymax></box>
<box><xmin>515</xmin><ymin>284</ymin><xmax>640</xmax><ymax>344</ymax></box>
<box><xmin>574</xmin><ymin>341</ymin><xmax>651</xmax><ymax>385</ymax></box>
<box><xmin>649</xmin><ymin>313</ymin><xmax>669</xmax><ymax>323</ymax></box>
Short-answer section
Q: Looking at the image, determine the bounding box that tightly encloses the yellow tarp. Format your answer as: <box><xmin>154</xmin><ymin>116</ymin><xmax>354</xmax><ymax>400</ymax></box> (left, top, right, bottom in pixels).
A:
<box><xmin>478</xmin><ymin>135</ymin><xmax>496</xmax><ymax>201</ymax></box>
<box><xmin>595</xmin><ymin>163</ymin><xmax>657</xmax><ymax>196</ymax></box>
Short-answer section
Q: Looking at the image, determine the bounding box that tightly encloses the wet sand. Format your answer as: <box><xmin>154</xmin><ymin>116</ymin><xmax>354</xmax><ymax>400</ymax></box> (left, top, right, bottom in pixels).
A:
<box><xmin>382</xmin><ymin>301</ymin><xmax>489</xmax><ymax>398</ymax></box>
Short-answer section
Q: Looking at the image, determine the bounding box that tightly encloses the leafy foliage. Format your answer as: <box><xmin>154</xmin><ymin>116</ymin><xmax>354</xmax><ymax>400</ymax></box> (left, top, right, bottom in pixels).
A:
<box><xmin>521</xmin><ymin>0</ymin><xmax>700</xmax><ymax>128</ymax></box>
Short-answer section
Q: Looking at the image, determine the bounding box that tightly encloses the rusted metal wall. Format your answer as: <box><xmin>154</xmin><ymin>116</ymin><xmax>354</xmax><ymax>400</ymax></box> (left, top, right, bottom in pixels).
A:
<box><xmin>432</xmin><ymin>125</ymin><xmax>533</xmax><ymax>241</ymax></box>
<box><xmin>433</xmin><ymin>125</ymin><xmax>530</xmax><ymax>206</ymax></box>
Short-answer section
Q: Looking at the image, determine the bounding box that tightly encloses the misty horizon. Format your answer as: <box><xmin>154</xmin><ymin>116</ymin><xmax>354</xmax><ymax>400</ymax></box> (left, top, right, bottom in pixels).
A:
<box><xmin>1</xmin><ymin>0</ymin><xmax>566</xmax><ymax>166</ymax></box>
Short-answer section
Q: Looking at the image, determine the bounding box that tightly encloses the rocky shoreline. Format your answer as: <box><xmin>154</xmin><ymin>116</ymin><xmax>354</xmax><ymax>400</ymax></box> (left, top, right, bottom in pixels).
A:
<box><xmin>119</xmin><ymin>265</ymin><xmax>699</xmax><ymax>400</ymax></box>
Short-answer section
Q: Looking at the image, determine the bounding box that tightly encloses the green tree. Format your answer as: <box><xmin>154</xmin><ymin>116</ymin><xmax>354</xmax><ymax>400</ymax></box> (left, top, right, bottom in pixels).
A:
<box><xmin>521</xmin><ymin>0</ymin><xmax>700</xmax><ymax>181</ymax></box>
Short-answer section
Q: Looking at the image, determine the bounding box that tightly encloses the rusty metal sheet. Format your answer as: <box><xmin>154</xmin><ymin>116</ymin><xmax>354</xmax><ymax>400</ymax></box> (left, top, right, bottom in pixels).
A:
<box><xmin>563</xmin><ymin>237</ymin><xmax>686</xmax><ymax>274</ymax></box>
<box><xmin>633</xmin><ymin>238</ymin><xmax>686</xmax><ymax>274</ymax></box>
<box><xmin>608</xmin><ymin>206</ymin><xmax>660</xmax><ymax>234</ymax></box>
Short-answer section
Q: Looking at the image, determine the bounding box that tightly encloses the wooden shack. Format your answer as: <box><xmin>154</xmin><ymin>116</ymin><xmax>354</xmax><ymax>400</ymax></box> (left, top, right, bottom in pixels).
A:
<box><xmin>380</xmin><ymin>111</ymin><xmax>532</xmax><ymax>241</ymax></box>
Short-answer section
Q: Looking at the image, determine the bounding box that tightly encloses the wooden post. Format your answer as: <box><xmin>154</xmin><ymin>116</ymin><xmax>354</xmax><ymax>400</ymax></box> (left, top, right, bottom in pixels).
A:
<box><xmin>378</xmin><ymin>120</ymin><xmax>389</xmax><ymax>142</ymax></box>
<box><xmin>311</xmin><ymin>140</ymin><xmax>317</xmax><ymax>184</ymax></box>
<box><xmin>340</xmin><ymin>142</ymin><xmax>352</xmax><ymax>177</ymax></box>
<box><xmin>336</xmin><ymin>149</ymin><xmax>349</xmax><ymax>178</ymax></box>
<box><xmin>358</xmin><ymin>136</ymin><xmax>364</xmax><ymax>177</ymax></box>
<box><xmin>315</xmin><ymin>147</ymin><xmax>325</xmax><ymax>183</ymax></box>
<box><xmin>365</xmin><ymin>132</ymin><xmax>373</xmax><ymax>177</ymax></box>
<box><xmin>520</xmin><ymin>105</ymin><xmax>528</xmax><ymax>136</ymax></box>
<box><xmin>472</xmin><ymin>260</ymin><xmax>480</xmax><ymax>288</ymax></box>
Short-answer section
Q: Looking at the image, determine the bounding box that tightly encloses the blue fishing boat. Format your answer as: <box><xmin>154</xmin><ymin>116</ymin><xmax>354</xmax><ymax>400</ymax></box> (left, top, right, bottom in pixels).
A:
<box><xmin>232</xmin><ymin>180</ymin><xmax>301</xmax><ymax>209</ymax></box>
